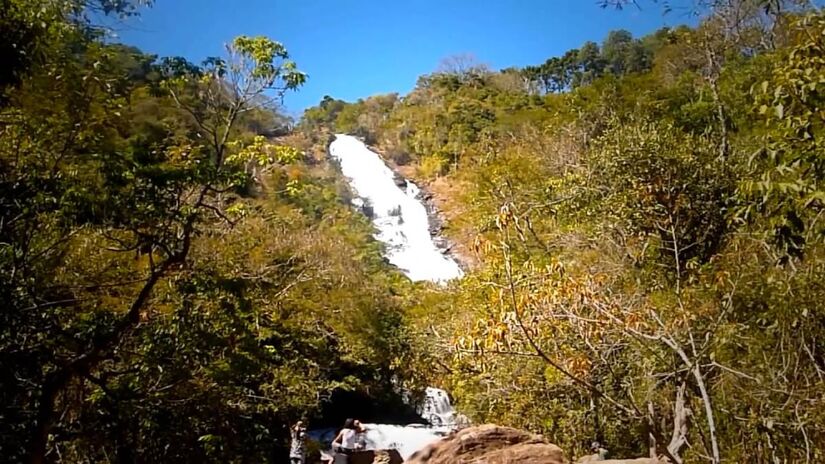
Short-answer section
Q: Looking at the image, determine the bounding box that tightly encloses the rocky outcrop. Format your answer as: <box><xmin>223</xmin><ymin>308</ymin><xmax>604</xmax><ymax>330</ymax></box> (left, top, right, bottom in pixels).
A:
<box><xmin>405</xmin><ymin>424</ymin><xmax>565</xmax><ymax>464</ymax></box>
<box><xmin>371</xmin><ymin>450</ymin><xmax>404</xmax><ymax>464</ymax></box>
<box><xmin>328</xmin><ymin>449</ymin><xmax>403</xmax><ymax>464</ymax></box>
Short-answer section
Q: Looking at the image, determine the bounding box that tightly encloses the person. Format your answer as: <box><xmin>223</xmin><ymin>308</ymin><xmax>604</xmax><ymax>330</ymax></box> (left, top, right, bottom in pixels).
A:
<box><xmin>331</xmin><ymin>418</ymin><xmax>358</xmax><ymax>461</ymax></box>
<box><xmin>319</xmin><ymin>449</ymin><xmax>335</xmax><ymax>464</ymax></box>
<box><xmin>353</xmin><ymin>419</ymin><xmax>368</xmax><ymax>450</ymax></box>
<box><xmin>289</xmin><ymin>421</ymin><xmax>307</xmax><ymax>464</ymax></box>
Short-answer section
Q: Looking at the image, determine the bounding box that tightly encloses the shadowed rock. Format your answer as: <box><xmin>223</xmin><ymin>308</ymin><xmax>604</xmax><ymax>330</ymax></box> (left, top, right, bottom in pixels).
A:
<box><xmin>329</xmin><ymin>449</ymin><xmax>403</xmax><ymax>464</ymax></box>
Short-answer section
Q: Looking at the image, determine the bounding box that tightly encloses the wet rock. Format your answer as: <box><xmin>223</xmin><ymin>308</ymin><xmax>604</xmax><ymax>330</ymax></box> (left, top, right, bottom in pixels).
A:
<box><xmin>360</xmin><ymin>204</ymin><xmax>375</xmax><ymax>219</ymax></box>
<box><xmin>406</xmin><ymin>424</ymin><xmax>565</xmax><ymax>464</ymax></box>
<box><xmin>393</xmin><ymin>174</ymin><xmax>407</xmax><ymax>188</ymax></box>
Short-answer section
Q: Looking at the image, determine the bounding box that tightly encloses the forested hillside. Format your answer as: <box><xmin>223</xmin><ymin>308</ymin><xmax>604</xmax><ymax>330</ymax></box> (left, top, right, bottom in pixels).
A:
<box><xmin>302</xmin><ymin>1</ymin><xmax>825</xmax><ymax>462</ymax></box>
<box><xmin>4</xmin><ymin>0</ymin><xmax>825</xmax><ymax>463</ymax></box>
<box><xmin>1</xmin><ymin>1</ymin><xmax>423</xmax><ymax>462</ymax></box>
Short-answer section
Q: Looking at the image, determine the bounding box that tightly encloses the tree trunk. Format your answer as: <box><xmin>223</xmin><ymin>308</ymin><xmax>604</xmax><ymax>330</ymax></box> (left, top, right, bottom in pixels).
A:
<box><xmin>29</xmin><ymin>268</ymin><xmax>167</xmax><ymax>463</ymax></box>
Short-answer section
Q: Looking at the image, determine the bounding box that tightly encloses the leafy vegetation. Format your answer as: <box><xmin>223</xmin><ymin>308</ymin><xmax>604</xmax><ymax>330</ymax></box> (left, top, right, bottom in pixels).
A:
<box><xmin>5</xmin><ymin>0</ymin><xmax>825</xmax><ymax>463</ymax></box>
<box><xmin>302</xmin><ymin>2</ymin><xmax>825</xmax><ymax>462</ymax></box>
<box><xmin>1</xmin><ymin>1</ymin><xmax>420</xmax><ymax>462</ymax></box>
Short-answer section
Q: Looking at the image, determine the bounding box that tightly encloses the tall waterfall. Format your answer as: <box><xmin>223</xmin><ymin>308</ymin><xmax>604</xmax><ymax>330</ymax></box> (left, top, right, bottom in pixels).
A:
<box><xmin>328</xmin><ymin>134</ymin><xmax>462</xmax><ymax>282</ymax></box>
<box><xmin>312</xmin><ymin>135</ymin><xmax>465</xmax><ymax>460</ymax></box>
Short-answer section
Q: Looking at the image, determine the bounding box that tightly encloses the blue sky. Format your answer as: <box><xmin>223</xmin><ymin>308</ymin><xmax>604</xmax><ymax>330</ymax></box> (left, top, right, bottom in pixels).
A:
<box><xmin>115</xmin><ymin>0</ymin><xmax>695</xmax><ymax>117</ymax></box>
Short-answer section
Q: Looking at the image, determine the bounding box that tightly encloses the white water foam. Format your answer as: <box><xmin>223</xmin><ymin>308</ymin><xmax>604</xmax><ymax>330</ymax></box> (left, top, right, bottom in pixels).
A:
<box><xmin>309</xmin><ymin>388</ymin><xmax>462</xmax><ymax>461</ymax></box>
<box><xmin>329</xmin><ymin>134</ymin><xmax>463</xmax><ymax>283</ymax></box>
<box><xmin>417</xmin><ymin>387</ymin><xmax>456</xmax><ymax>427</ymax></box>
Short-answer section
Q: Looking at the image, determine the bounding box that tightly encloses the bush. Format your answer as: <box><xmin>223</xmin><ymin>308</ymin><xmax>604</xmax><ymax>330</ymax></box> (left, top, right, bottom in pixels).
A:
<box><xmin>417</xmin><ymin>153</ymin><xmax>450</xmax><ymax>179</ymax></box>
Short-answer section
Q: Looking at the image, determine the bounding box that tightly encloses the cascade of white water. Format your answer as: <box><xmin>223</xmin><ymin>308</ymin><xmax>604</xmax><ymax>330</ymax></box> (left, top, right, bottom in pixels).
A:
<box><xmin>309</xmin><ymin>388</ymin><xmax>460</xmax><ymax>460</ymax></box>
<box><xmin>309</xmin><ymin>424</ymin><xmax>451</xmax><ymax>461</ymax></box>
<box><xmin>417</xmin><ymin>387</ymin><xmax>456</xmax><ymax>427</ymax></box>
<box><xmin>314</xmin><ymin>135</ymin><xmax>466</xmax><ymax>460</ymax></box>
<box><xmin>360</xmin><ymin>424</ymin><xmax>452</xmax><ymax>460</ymax></box>
<box><xmin>328</xmin><ymin>134</ymin><xmax>462</xmax><ymax>283</ymax></box>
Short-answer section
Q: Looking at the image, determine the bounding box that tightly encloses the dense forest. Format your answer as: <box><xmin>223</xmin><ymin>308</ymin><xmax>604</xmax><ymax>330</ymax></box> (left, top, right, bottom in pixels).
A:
<box><xmin>2</xmin><ymin>0</ymin><xmax>825</xmax><ymax>463</ymax></box>
<box><xmin>302</xmin><ymin>1</ymin><xmax>825</xmax><ymax>462</ymax></box>
<box><xmin>1</xmin><ymin>1</ymin><xmax>423</xmax><ymax>462</ymax></box>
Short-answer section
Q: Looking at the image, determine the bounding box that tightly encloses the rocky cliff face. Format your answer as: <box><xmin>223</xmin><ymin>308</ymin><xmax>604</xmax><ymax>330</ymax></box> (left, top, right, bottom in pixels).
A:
<box><xmin>405</xmin><ymin>424</ymin><xmax>566</xmax><ymax>464</ymax></box>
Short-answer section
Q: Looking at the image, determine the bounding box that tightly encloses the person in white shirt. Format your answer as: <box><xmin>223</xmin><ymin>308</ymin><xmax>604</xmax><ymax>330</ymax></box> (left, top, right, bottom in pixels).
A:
<box><xmin>331</xmin><ymin>418</ymin><xmax>358</xmax><ymax>461</ymax></box>
<box><xmin>331</xmin><ymin>418</ymin><xmax>370</xmax><ymax>462</ymax></box>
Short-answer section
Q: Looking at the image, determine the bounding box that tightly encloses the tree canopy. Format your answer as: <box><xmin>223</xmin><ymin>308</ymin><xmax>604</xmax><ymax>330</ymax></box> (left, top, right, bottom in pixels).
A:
<box><xmin>4</xmin><ymin>0</ymin><xmax>825</xmax><ymax>462</ymax></box>
<box><xmin>300</xmin><ymin>3</ymin><xmax>825</xmax><ymax>461</ymax></box>
<box><xmin>1</xmin><ymin>1</ymin><xmax>420</xmax><ymax>462</ymax></box>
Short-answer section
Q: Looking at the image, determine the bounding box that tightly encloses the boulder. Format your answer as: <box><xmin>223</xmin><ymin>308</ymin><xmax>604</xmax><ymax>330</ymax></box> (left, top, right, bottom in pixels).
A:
<box><xmin>328</xmin><ymin>450</ymin><xmax>403</xmax><ymax>464</ymax></box>
<box><xmin>372</xmin><ymin>450</ymin><xmax>404</xmax><ymax>464</ymax></box>
<box><xmin>406</xmin><ymin>424</ymin><xmax>565</xmax><ymax>464</ymax></box>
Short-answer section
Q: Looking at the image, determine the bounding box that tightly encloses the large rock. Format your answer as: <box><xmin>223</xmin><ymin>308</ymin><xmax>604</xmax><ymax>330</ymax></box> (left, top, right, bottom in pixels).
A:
<box><xmin>406</xmin><ymin>424</ymin><xmax>565</xmax><ymax>464</ymax></box>
<box><xmin>328</xmin><ymin>450</ymin><xmax>403</xmax><ymax>464</ymax></box>
<box><xmin>372</xmin><ymin>450</ymin><xmax>404</xmax><ymax>464</ymax></box>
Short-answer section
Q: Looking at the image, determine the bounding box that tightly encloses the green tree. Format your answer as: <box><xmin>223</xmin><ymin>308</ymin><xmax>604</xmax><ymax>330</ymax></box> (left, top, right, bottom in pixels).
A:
<box><xmin>742</xmin><ymin>12</ymin><xmax>825</xmax><ymax>258</ymax></box>
<box><xmin>602</xmin><ymin>29</ymin><xmax>651</xmax><ymax>75</ymax></box>
<box><xmin>591</xmin><ymin>119</ymin><xmax>732</xmax><ymax>273</ymax></box>
<box><xmin>574</xmin><ymin>41</ymin><xmax>606</xmax><ymax>86</ymax></box>
<box><xmin>0</xmin><ymin>7</ymin><xmax>306</xmax><ymax>458</ymax></box>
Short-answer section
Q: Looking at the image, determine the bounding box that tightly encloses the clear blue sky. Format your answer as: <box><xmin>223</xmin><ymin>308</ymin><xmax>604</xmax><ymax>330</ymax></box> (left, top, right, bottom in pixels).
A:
<box><xmin>115</xmin><ymin>0</ymin><xmax>694</xmax><ymax>117</ymax></box>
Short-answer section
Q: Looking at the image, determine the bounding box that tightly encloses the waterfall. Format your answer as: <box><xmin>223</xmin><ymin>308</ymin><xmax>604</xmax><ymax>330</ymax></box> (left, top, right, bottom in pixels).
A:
<box><xmin>309</xmin><ymin>388</ymin><xmax>462</xmax><ymax>460</ymax></box>
<box><xmin>310</xmin><ymin>136</ymin><xmax>466</xmax><ymax>460</ymax></box>
<box><xmin>328</xmin><ymin>134</ymin><xmax>462</xmax><ymax>283</ymax></box>
<box><xmin>418</xmin><ymin>387</ymin><xmax>456</xmax><ymax>427</ymax></box>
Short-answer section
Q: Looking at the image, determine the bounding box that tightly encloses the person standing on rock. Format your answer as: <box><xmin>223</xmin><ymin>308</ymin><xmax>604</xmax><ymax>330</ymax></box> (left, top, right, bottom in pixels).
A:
<box><xmin>289</xmin><ymin>420</ymin><xmax>307</xmax><ymax>464</ymax></box>
<box><xmin>331</xmin><ymin>418</ymin><xmax>359</xmax><ymax>461</ymax></box>
<box><xmin>332</xmin><ymin>418</ymin><xmax>356</xmax><ymax>453</ymax></box>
